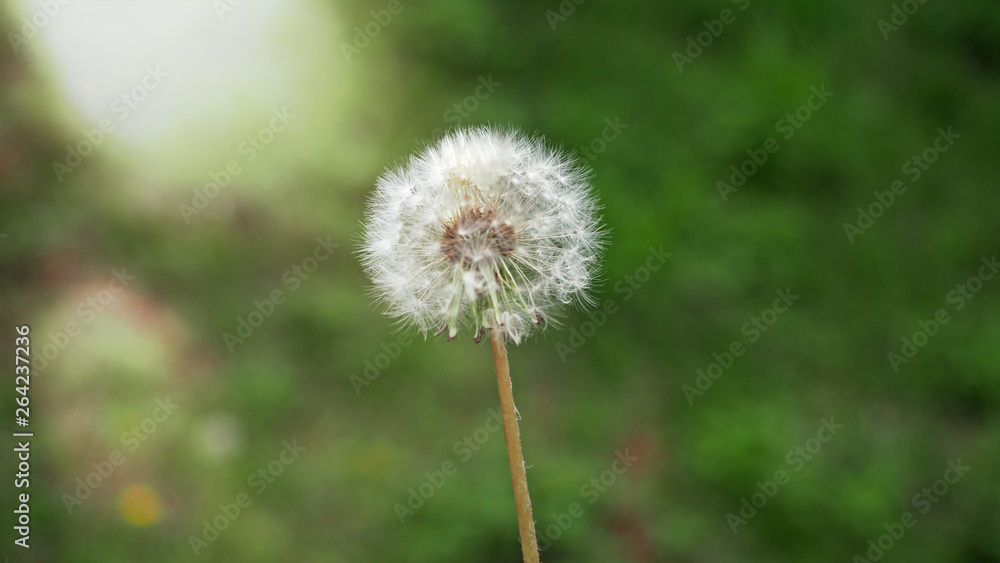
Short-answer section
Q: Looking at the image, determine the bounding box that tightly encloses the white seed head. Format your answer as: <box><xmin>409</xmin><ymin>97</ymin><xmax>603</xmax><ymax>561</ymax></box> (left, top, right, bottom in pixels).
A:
<box><xmin>360</xmin><ymin>126</ymin><xmax>605</xmax><ymax>344</ymax></box>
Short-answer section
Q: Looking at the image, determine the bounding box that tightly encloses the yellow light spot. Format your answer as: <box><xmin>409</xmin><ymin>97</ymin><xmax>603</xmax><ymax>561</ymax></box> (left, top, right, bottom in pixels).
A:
<box><xmin>119</xmin><ymin>484</ymin><xmax>163</xmax><ymax>526</ymax></box>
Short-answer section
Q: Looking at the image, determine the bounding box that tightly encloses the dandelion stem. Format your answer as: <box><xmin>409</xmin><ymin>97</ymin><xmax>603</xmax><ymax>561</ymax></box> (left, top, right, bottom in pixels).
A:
<box><xmin>490</xmin><ymin>329</ymin><xmax>541</xmax><ymax>563</ymax></box>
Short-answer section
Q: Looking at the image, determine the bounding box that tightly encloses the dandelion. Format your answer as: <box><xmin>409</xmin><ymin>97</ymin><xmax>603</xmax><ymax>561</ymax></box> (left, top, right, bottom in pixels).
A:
<box><xmin>360</xmin><ymin>126</ymin><xmax>604</xmax><ymax>343</ymax></box>
<box><xmin>360</xmin><ymin>126</ymin><xmax>605</xmax><ymax>562</ymax></box>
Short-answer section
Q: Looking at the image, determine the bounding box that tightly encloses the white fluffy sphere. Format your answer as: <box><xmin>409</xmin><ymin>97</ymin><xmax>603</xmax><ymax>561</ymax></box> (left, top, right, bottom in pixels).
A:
<box><xmin>360</xmin><ymin>127</ymin><xmax>604</xmax><ymax>343</ymax></box>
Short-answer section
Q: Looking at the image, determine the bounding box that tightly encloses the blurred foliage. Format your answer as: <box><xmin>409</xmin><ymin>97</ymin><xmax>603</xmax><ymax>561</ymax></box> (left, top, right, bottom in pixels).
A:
<box><xmin>1</xmin><ymin>0</ymin><xmax>1000</xmax><ymax>562</ymax></box>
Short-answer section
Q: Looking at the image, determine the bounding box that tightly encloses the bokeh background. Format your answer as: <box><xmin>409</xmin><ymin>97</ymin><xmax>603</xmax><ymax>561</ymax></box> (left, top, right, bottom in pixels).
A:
<box><xmin>1</xmin><ymin>0</ymin><xmax>999</xmax><ymax>561</ymax></box>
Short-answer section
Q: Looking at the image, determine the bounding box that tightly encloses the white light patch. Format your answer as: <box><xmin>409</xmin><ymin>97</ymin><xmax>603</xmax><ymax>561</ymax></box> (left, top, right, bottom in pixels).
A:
<box><xmin>17</xmin><ymin>0</ymin><xmax>297</xmax><ymax>142</ymax></box>
<box><xmin>11</xmin><ymin>0</ymin><xmax>348</xmax><ymax>208</ymax></box>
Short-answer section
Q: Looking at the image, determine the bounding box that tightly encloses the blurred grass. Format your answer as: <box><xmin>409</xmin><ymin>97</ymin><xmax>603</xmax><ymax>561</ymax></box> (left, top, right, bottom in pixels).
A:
<box><xmin>1</xmin><ymin>0</ymin><xmax>1000</xmax><ymax>561</ymax></box>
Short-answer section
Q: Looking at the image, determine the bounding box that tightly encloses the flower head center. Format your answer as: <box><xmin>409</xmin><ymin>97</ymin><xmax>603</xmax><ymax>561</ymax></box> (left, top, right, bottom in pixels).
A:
<box><xmin>440</xmin><ymin>206</ymin><xmax>517</xmax><ymax>268</ymax></box>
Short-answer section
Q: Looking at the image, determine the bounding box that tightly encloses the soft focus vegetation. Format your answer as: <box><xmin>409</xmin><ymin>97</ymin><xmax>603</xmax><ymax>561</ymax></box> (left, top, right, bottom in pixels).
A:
<box><xmin>1</xmin><ymin>0</ymin><xmax>999</xmax><ymax>561</ymax></box>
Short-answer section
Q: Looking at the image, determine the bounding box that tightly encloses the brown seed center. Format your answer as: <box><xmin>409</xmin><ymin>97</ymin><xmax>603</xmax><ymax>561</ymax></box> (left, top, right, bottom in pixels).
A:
<box><xmin>440</xmin><ymin>207</ymin><xmax>517</xmax><ymax>267</ymax></box>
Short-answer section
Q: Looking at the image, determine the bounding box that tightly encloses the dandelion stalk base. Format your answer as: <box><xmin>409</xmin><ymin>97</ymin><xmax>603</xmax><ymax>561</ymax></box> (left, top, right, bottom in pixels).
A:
<box><xmin>490</xmin><ymin>328</ymin><xmax>541</xmax><ymax>563</ymax></box>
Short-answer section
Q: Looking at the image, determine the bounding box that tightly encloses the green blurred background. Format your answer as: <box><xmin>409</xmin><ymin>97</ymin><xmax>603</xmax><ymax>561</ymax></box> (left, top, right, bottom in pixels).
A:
<box><xmin>1</xmin><ymin>0</ymin><xmax>999</xmax><ymax>561</ymax></box>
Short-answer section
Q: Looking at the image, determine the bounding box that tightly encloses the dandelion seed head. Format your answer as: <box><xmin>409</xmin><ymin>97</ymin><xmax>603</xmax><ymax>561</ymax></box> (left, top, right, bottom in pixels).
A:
<box><xmin>360</xmin><ymin>127</ymin><xmax>605</xmax><ymax>343</ymax></box>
